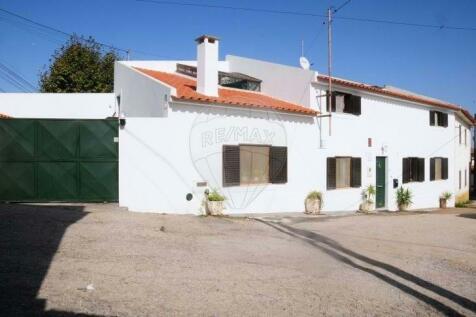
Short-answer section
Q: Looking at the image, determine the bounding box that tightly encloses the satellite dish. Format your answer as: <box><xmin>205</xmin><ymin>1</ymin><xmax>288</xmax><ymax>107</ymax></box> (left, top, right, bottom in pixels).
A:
<box><xmin>299</xmin><ymin>56</ymin><xmax>310</xmax><ymax>70</ymax></box>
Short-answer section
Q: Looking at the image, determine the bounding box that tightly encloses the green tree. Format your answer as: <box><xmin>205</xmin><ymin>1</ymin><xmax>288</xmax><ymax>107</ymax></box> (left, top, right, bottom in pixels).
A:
<box><xmin>39</xmin><ymin>35</ymin><xmax>120</xmax><ymax>93</ymax></box>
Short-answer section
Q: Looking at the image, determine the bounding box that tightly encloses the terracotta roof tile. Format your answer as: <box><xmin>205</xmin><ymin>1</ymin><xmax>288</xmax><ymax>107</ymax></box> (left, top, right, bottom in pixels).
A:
<box><xmin>135</xmin><ymin>67</ymin><xmax>317</xmax><ymax>116</ymax></box>
<box><xmin>317</xmin><ymin>75</ymin><xmax>475</xmax><ymax>124</ymax></box>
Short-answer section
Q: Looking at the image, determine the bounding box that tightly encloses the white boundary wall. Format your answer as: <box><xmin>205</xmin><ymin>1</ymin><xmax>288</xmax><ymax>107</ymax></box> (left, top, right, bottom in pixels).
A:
<box><xmin>0</xmin><ymin>93</ymin><xmax>115</xmax><ymax>119</ymax></box>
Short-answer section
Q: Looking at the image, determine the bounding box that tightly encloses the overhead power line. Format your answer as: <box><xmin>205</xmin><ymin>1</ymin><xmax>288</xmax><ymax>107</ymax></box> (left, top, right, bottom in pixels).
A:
<box><xmin>137</xmin><ymin>0</ymin><xmax>476</xmax><ymax>31</ymax></box>
<box><xmin>0</xmin><ymin>7</ymin><xmax>171</xmax><ymax>59</ymax></box>
<box><xmin>0</xmin><ymin>69</ymin><xmax>31</xmax><ymax>92</ymax></box>
<box><xmin>0</xmin><ymin>62</ymin><xmax>37</xmax><ymax>91</ymax></box>
<box><xmin>0</xmin><ymin>8</ymin><xmax>127</xmax><ymax>53</ymax></box>
<box><xmin>333</xmin><ymin>0</ymin><xmax>352</xmax><ymax>14</ymax></box>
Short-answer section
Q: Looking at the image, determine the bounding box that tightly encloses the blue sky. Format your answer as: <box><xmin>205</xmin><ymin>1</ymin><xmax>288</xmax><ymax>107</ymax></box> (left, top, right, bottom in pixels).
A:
<box><xmin>0</xmin><ymin>0</ymin><xmax>475</xmax><ymax>112</ymax></box>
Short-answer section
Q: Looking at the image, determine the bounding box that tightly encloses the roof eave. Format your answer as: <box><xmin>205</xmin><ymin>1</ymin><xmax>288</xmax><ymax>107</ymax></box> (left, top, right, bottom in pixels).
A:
<box><xmin>171</xmin><ymin>96</ymin><xmax>318</xmax><ymax>117</ymax></box>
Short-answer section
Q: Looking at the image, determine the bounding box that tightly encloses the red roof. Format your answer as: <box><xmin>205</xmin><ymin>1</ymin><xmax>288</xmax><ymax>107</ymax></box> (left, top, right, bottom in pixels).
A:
<box><xmin>134</xmin><ymin>67</ymin><xmax>317</xmax><ymax>116</ymax></box>
<box><xmin>317</xmin><ymin>75</ymin><xmax>475</xmax><ymax>124</ymax></box>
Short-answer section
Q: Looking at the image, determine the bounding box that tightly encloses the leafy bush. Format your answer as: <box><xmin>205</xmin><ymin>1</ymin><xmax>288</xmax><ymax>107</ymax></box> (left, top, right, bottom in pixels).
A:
<box><xmin>207</xmin><ymin>189</ymin><xmax>226</xmax><ymax>201</ymax></box>
<box><xmin>396</xmin><ymin>187</ymin><xmax>412</xmax><ymax>209</ymax></box>
<box><xmin>306</xmin><ymin>191</ymin><xmax>323</xmax><ymax>208</ymax></box>
<box><xmin>455</xmin><ymin>200</ymin><xmax>470</xmax><ymax>208</ymax></box>
<box><xmin>441</xmin><ymin>191</ymin><xmax>452</xmax><ymax>200</ymax></box>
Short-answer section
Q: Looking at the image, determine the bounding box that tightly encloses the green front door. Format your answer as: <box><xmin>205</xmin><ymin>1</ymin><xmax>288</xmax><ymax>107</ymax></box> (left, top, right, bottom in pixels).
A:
<box><xmin>0</xmin><ymin>119</ymin><xmax>118</xmax><ymax>202</ymax></box>
<box><xmin>376</xmin><ymin>157</ymin><xmax>386</xmax><ymax>208</ymax></box>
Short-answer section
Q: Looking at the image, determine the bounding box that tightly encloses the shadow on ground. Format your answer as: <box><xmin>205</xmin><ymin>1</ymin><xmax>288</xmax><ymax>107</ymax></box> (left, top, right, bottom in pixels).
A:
<box><xmin>0</xmin><ymin>203</ymin><xmax>107</xmax><ymax>316</ymax></box>
<box><xmin>459</xmin><ymin>213</ymin><xmax>476</xmax><ymax>219</ymax></box>
<box><xmin>257</xmin><ymin>219</ymin><xmax>476</xmax><ymax>317</ymax></box>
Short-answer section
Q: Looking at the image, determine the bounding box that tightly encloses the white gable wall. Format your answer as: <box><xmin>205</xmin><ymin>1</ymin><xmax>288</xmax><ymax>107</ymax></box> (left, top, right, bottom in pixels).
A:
<box><xmin>227</xmin><ymin>55</ymin><xmax>317</xmax><ymax>109</ymax></box>
<box><xmin>114</xmin><ymin>62</ymin><xmax>174</xmax><ymax>118</ymax></box>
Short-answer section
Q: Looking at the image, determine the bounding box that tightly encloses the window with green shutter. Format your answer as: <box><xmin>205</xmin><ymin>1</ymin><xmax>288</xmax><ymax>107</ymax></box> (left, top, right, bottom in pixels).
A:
<box><xmin>429</xmin><ymin>110</ymin><xmax>448</xmax><ymax>127</ymax></box>
<box><xmin>326</xmin><ymin>91</ymin><xmax>361</xmax><ymax>116</ymax></box>
<box><xmin>327</xmin><ymin>156</ymin><xmax>361</xmax><ymax>190</ymax></box>
<box><xmin>430</xmin><ymin>157</ymin><xmax>448</xmax><ymax>181</ymax></box>
<box><xmin>402</xmin><ymin>157</ymin><xmax>425</xmax><ymax>183</ymax></box>
<box><xmin>222</xmin><ymin>144</ymin><xmax>287</xmax><ymax>187</ymax></box>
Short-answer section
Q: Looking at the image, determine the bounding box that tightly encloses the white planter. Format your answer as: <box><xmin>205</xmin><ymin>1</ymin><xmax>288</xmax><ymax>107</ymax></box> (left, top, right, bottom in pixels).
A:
<box><xmin>206</xmin><ymin>200</ymin><xmax>224</xmax><ymax>216</ymax></box>
<box><xmin>360</xmin><ymin>201</ymin><xmax>375</xmax><ymax>213</ymax></box>
<box><xmin>305</xmin><ymin>198</ymin><xmax>321</xmax><ymax>214</ymax></box>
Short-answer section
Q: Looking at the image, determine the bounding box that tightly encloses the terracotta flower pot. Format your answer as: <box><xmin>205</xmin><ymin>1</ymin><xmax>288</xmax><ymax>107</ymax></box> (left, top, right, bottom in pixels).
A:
<box><xmin>398</xmin><ymin>204</ymin><xmax>408</xmax><ymax>211</ymax></box>
<box><xmin>305</xmin><ymin>198</ymin><xmax>321</xmax><ymax>214</ymax></box>
<box><xmin>439</xmin><ymin>198</ymin><xmax>447</xmax><ymax>209</ymax></box>
<box><xmin>206</xmin><ymin>200</ymin><xmax>224</xmax><ymax>216</ymax></box>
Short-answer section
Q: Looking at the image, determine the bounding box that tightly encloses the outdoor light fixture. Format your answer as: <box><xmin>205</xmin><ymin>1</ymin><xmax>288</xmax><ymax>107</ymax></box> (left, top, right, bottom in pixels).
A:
<box><xmin>119</xmin><ymin>112</ymin><xmax>126</xmax><ymax>127</ymax></box>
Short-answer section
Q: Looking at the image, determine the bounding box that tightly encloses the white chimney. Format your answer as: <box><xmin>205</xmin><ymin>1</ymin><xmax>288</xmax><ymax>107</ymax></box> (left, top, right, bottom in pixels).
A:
<box><xmin>196</xmin><ymin>35</ymin><xmax>219</xmax><ymax>97</ymax></box>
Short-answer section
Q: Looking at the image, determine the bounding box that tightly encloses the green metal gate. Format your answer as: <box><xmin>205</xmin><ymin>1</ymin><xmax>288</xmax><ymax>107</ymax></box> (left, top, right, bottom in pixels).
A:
<box><xmin>0</xmin><ymin>119</ymin><xmax>118</xmax><ymax>202</ymax></box>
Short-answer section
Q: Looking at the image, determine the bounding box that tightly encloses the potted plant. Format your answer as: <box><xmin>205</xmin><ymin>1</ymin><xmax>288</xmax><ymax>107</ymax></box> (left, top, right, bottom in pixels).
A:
<box><xmin>206</xmin><ymin>189</ymin><xmax>226</xmax><ymax>216</ymax></box>
<box><xmin>305</xmin><ymin>191</ymin><xmax>322</xmax><ymax>214</ymax></box>
<box><xmin>360</xmin><ymin>185</ymin><xmax>376</xmax><ymax>212</ymax></box>
<box><xmin>440</xmin><ymin>191</ymin><xmax>452</xmax><ymax>209</ymax></box>
<box><xmin>396</xmin><ymin>187</ymin><xmax>412</xmax><ymax>211</ymax></box>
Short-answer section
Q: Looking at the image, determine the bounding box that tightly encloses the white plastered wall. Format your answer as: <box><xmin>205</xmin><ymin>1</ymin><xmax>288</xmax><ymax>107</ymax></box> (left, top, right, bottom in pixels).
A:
<box><xmin>454</xmin><ymin>115</ymin><xmax>471</xmax><ymax>202</ymax></box>
<box><xmin>119</xmin><ymin>101</ymin><xmax>318</xmax><ymax>214</ymax></box>
<box><xmin>314</xmin><ymin>83</ymin><xmax>457</xmax><ymax>211</ymax></box>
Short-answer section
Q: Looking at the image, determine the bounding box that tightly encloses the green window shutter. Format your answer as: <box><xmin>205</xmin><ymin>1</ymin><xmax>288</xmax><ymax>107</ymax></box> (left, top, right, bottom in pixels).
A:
<box><xmin>429</xmin><ymin>111</ymin><xmax>435</xmax><ymax>126</ymax></box>
<box><xmin>269</xmin><ymin>146</ymin><xmax>287</xmax><ymax>184</ymax></box>
<box><xmin>344</xmin><ymin>94</ymin><xmax>353</xmax><ymax>114</ymax></box>
<box><xmin>223</xmin><ymin>145</ymin><xmax>240</xmax><ymax>187</ymax></box>
<box><xmin>327</xmin><ymin>157</ymin><xmax>336</xmax><ymax>190</ymax></box>
<box><xmin>402</xmin><ymin>158</ymin><xmax>410</xmax><ymax>184</ymax></box>
<box><xmin>351</xmin><ymin>95</ymin><xmax>361</xmax><ymax>115</ymax></box>
<box><xmin>329</xmin><ymin>93</ymin><xmax>336</xmax><ymax>112</ymax></box>
<box><xmin>442</xmin><ymin>158</ymin><xmax>448</xmax><ymax>179</ymax></box>
<box><xmin>418</xmin><ymin>158</ymin><xmax>425</xmax><ymax>182</ymax></box>
<box><xmin>351</xmin><ymin>157</ymin><xmax>362</xmax><ymax>187</ymax></box>
<box><xmin>430</xmin><ymin>158</ymin><xmax>435</xmax><ymax>181</ymax></box>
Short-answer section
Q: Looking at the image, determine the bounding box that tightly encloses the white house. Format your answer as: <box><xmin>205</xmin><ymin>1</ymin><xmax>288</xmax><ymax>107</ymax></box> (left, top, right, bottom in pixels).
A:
<box><xmin>114</xmin><ymin>35</ymin><xmax>474</xmax><ymax>214</ymax></box>
<box><xmin>0</xmin><ymin>35</ymin><xmax>473</xmax><ymax>214</ymax></box>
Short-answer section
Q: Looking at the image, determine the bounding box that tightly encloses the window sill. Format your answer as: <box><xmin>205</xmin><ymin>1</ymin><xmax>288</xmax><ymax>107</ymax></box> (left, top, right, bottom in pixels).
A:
<box><xmin>224</xmin><ymin>183</ymin><xmax>287</xmax><ymax>188</ymax></box>
<box><xmin>327</xmin><ymin>186</ymin><xmax>360</xmax><ymax>191</ymax></box>
<box><xmin>329</xmin><ymin>111</ymin><xmax>360</xmax><ymax>117</ymax></box>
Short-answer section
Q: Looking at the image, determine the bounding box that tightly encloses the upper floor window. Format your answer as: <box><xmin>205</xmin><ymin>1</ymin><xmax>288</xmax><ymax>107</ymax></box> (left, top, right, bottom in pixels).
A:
<box><xmin>402</xmin><ymin>157</ymin><xmax>425</xmax><ymax>183</ymax></box>
<box><xmin>459</xmin><ymin>125</ymin><xmax>462</xmax><ymax>144</ymax></box>
<box><xmin>429</xmin><ymin>157</ymin><xmax>448</xmax><ymax>181</ymax></box>
<box><xmin>326</xmin><ymin>91</ymin><xmax>361</xmax><ymax>116</ymax></box>
<box><xmin>464</xmin><ymin>128</ymin><xmax>467</xmax><ymax>146</ymax></box>
<box><xmin>327</xmin><ymin>157</ymin><xmax>361</xmax><ymax>189</ymax></box>
<box><xmin>429</xmin><ymin>110</ymin><xmax>448</xmax><ymax>127</ymax></box>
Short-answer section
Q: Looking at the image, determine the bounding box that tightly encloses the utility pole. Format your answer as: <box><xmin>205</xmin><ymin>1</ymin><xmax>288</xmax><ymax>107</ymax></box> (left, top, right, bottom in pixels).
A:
<box><xmin>327</xmin><ymin>7</ymin><xmax>333</xmax><ymax>136</ymax></box>
<box><xmin>126</xmin><ymin>49</ymin><xmax>131</xmax><ymax>61</ymax></box>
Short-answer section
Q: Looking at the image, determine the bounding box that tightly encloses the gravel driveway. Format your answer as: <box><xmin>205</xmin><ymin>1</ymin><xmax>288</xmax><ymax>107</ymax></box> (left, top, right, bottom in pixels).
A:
<box><xmin>1</xmin><ymin>204</ymin><xmax>475</xmax><ymax>316</ymax></box>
